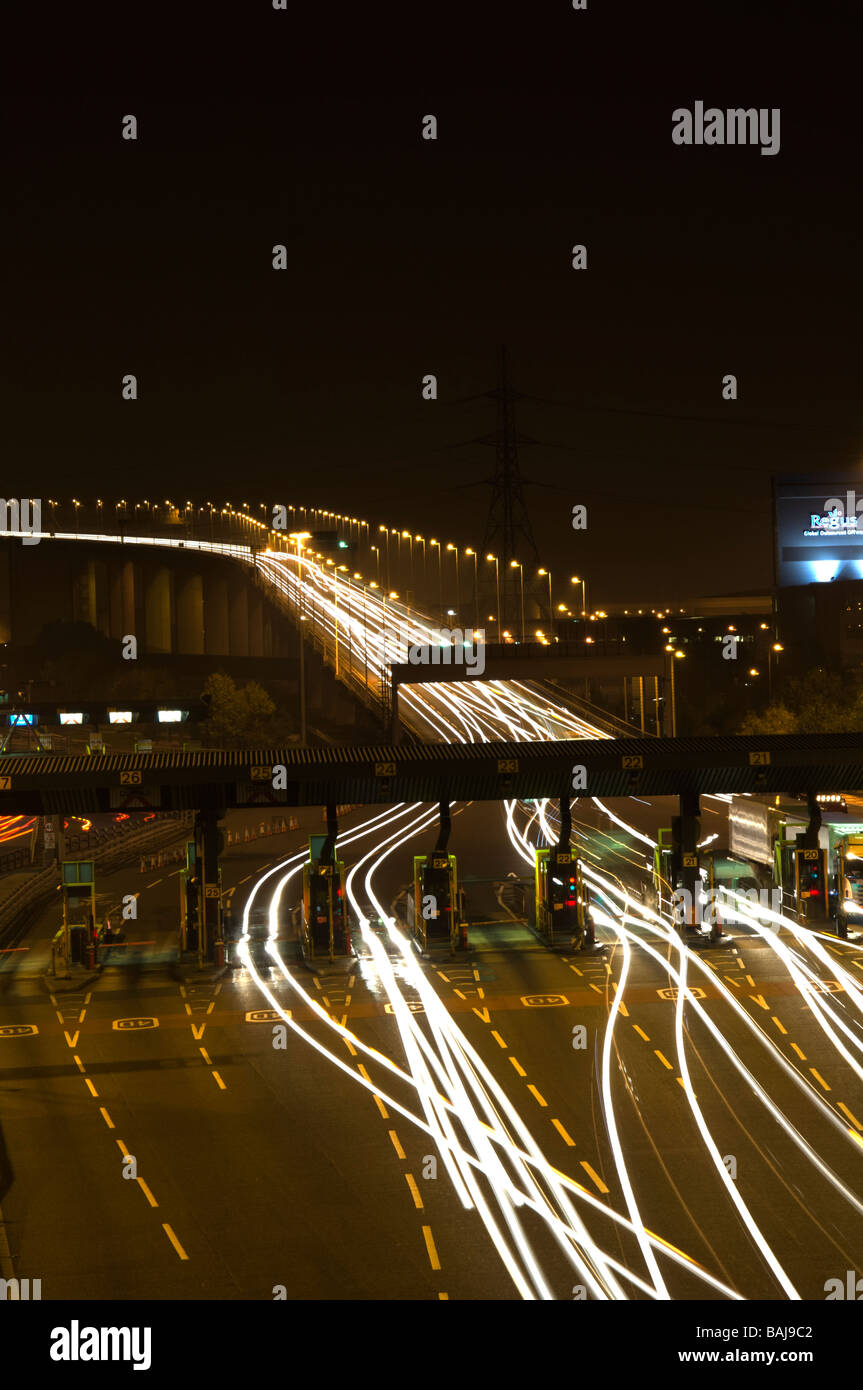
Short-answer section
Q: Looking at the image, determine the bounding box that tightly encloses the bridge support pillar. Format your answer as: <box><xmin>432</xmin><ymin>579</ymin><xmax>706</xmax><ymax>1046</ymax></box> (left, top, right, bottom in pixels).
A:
<box><xmin>229</xmin><ymin>580</ymin><xmax>249</xmax><ymax>657</ymax></box>
<box><xmin>144</xmin><ymin>566</ymin><xmax>172</xmax><ymax>653</ymax></box>
<box><xmin>389</xmin><ymin>680</ymin><xmax>401</xmax><ymax>744</ymax></box>
<box><xmin>177</xmin><ymin>573</ymin><xmax>205</xmax><ymax>655</ymax></box>
<box><xmin>205</xmin><ymin>574</ymin><xmax>230</xmax><ymax>655</ymax></box>
<box><xmin>109</xmin><ymin>558</ymin><xmax>136</xmax><ymax>639</ymax></box>
<box><xmin>248</xmin><ymin>591</ymin><xmax>264</xmax><ymax>657</ymax></box>
<box><xmin>73</xmin><ymin>558</ymin><xmax>99</xmax><ymax>629</ymax></box>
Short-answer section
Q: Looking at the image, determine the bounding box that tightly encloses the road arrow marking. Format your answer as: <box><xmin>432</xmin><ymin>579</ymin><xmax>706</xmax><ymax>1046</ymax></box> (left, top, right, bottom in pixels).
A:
<box><xmin>64</xmin><ymin>1031</ymin><xmax>79</xmax><ymax>1049</ymax></box>
<box><xmin>191</xmin><ymin>1024</ymin><xmax>206</xmax><ymax>1041</ymax></box>
<box><xmin>472</xmin><ymin>1007</ymin><xmax>491</xmax><ymax>1023</ymax></box>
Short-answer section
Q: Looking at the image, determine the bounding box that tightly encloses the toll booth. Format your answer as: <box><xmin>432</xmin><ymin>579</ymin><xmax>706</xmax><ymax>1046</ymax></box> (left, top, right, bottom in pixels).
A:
<box><xmin>836</xmin><ymin>836</ymin><xmax>863</xmax><ymax>938</ymax></box>
<box><xmin>59</xmin><ymin>859</ymin><xmax>96</xmax><ymax>967</ymax></box>
<box><xmin>179</xmin><ymin>840</ymin><xmax>200</xmax><ymax>956</ymax></box>
<box><xmin>302</xmin><ymin>833</ymin><xmax>350</xmax><ymax>961</ymax></box>
<box><xmin>534</xmin><ymin>847</ymin><xmax>591</xmax><ymax>948</ymax></box>
<box><xmin>652</xmin><ymin>830</ymin><xmax>673</xmax><ymax>914</ymax></box>
<box><xmin>794</xmin><ymin>846</ymin><xmax>830</xmax><ymax>926</ymax></box>
<box><xmin>412</xmin><ymin>851</ymin><xmax>460</xmax><ymax>954</ymax></box>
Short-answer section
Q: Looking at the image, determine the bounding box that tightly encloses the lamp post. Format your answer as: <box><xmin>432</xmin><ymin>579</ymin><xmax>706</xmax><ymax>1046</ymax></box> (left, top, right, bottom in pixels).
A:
<box><xmin>379</xmin><ymin>525</ymin><xmax>390</xmax><ymax>587</ymax></box>
<box><xmin>465</xmin><ymin>548</ymin><xmax>479</xmax><ymax>633</ymax></box>
<box><xmin>486</xmin><ymin>554</ymin><xmax>501</xmax><ymax>635</ymax></box>
<box><xmin>769</xmin><ymin>642</ymin><xmax>783</xmax><ymax>702</ymax></box>
<box><xmin>430</xmin><ymin>540</ymin><xmax>443</xmax><ymax>621</ymax></box>
<box><xmin>538</xmin><ymin>568</ymin><xmax>553</xmax><ymax>632</ymax></box>
<box><xmin>289</xmin><ymin>531</ymin><xmax>311</xmax><ymax>744</ymax></box>
<box><xmin>330</xmin><ymin>562</ymin><xmax>340</xmax><ymax>678</ymax></box>
<box><xmin>446</xmin><ymin>544</ymin><xmax>460</xmax><ymax>624</ymax></box>
<box><xmin>669</xmin><ymin>649</ymin><xmax>684</xmax><ymax>737</ymax></box>
<box><xmin>571</xmin><ymin>575</ymin><xmax>587</xmax><ymax>618</ymax></box>
<box><xmin>510</xmin><ymin>559</ymin><xmax>525</xmax><ymax>643</ymax></box>
<box><xmin>414</xmin><ymin>535</ymin><xmax>427</xmax><ymax>604</ymax></box>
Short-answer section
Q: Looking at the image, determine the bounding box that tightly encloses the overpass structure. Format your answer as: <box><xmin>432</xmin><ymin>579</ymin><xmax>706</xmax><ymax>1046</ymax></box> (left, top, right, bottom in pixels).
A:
<box><xmin>387</xmin><ymin>642</ymin><xmax>671</xmax><ymax>740</ymax></box>
<box><xmin>0</xmin><ymin>732</ymin><xmax>860</xmax><ymax>816</ymax></box>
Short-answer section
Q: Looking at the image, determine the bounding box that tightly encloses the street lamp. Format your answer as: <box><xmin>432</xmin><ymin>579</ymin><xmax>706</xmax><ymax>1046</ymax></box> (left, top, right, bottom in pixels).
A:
<box><xmin>379</xmin><ymin>524</ymin><xmax>390</xmax><ymax>587</ymax></box>
<box><xmin>570</xmin><ymin>574</ymin><xmax>588</xmax><ymax>619</ymax></box>
<box><xmin>415</xmin><ymin>535</ymin><xmax>426</xmax><ymax>600</ymax></box>
<box><xmin>486</xmin><ymin>554</ymin><xmax>501</xmax><ymax>634</ymax></box>
<box><xmin>465</xmin><ymin>548</ymin><xmax>479</xmax><ymax>633</ymax></box>
<box><xmin>288</xmin><ymin>531</ymin><xmax>312</xmax><ymax>743</ymax></box>
<box><xmin>430</xmin><ymin>540</ymin><xmax>443</xmax><ymax>620</ymax></box>
<box><xmin>669</xmin><ymin>648</ymin><xmax>685</xmax><ymax>737</ymax></box>
<box><xmin>769</xmin><ymin>642</ymin><xmax>784</xmax><ymax>701</ymax></box>
<box><xmin>510</xmin><ymin>559</ymin><xmax>525</xmax><ymax>643</ymax></box>
<box><xmin>446</xmin><ymin>543</ymin><xmax>460</xmax><ymax>622</ymax></box>
<box><xmin>538</xmin><ymin>568</ymin><xmax>553</xmax><ymax>631</ymax></box>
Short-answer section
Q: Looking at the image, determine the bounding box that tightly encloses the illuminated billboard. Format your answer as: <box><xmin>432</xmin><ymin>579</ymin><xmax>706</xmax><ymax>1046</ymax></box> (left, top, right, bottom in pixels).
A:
<box><xmin>775</xmin><ymin>473</ymin><xmax>863</xmax><ymax>587</ymax></box>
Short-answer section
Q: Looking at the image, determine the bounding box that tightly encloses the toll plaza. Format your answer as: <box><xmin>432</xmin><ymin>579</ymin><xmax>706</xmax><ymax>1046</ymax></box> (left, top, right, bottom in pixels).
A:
<box><xmin>301</xmin><ymin>811</ymin><xmax>351</xmax><ymax>965</ymax></box>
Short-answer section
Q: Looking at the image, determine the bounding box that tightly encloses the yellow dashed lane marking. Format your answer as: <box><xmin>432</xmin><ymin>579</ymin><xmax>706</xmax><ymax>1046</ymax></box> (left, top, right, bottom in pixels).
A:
<box><xmin>405</xmin><ymin>1174</ymin><xmax>424</xmax><ymax>1210</ymax></box>
<box><xmin>212</xmin><ymin>1071</ymin><xmax>227</xmax><ymax>1090</ymax></box>
<box><xmin>509</xmin><ymin>1057</ymin><xmax>527</xmax><ymax>1077</ymax></box>
<box><xmin>422</xmin><ymin>1226</ymin><xmax>441</xmax><ymax>1271</ymax></box>
<box><xmin>633</xmin><ymin>1025</ymin><xmax>650</xmax><ymax>1042</ymax></box>
<box><xmin>162</xmin><ymin>1224</ymin><xmax>188</xmax><ymax>1260</ymax></box>
<box><xmin>654</xmin><ymin>1050</ymin><xmax>673</xmax><ymax>1070</ymax></box>
<box><xmin>491</xmin><ymin>1031</ymin><xmax>507</xmax><ymax>1049</ymax></box>
<box><xmin>790</xmin><ymin>1042</ymin><xmax>806</xmax><ymax>1061</ymax></box>
<box><xmin>810</xmin><ymin>1068</ymin><xmax>831</xmax><ymax>1092</ymax></box>
<box><xmin>551</xmin><ymin>1118</ymin><xmax>576</xmax><ymax>1147</ymax></box>
<box><xmin>580</xmin><ymin>1161</ymin><xmax>609</xmax><ymax>1194</ymax></box>
<box><xmin>388</xmin><ymin>1130</ymin><xmax>406</xmax><ymax>1160</ymax></box>
<box><xmin>137</xmin><ymin>1178</ymin><xmax>159</xmax><ymax>1208</ymax></box>
<box><xmin>838</xmin><ymin>1102</ymin><xmax>863</xmax><ymax>1130</ymax></box>
<box><xmin>527</xmin><ymin>1084</ymin><xmax>548</xmax><ymax>1108</ymax></box>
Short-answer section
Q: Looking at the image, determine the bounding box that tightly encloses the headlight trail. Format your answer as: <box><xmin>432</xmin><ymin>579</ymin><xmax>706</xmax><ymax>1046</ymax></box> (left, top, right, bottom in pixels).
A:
<box><xmin>81</xmin><ymin>523</ymin><xmax>863</xmax><ymax>1298</ymax></box>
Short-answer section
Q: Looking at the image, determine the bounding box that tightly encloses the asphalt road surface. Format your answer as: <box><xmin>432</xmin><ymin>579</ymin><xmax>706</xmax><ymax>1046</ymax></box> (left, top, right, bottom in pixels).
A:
<box><xmin>1</xmin><ymin>797</ymin><xmax>862</xmax><ymax>1301</ymax></box>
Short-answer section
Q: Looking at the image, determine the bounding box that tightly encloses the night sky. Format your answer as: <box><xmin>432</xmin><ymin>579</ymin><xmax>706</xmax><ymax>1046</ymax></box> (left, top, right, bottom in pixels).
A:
<box><xmin>4</xmin><ymin>0</ymin><xmax>862</xmax><ymax>604</ymax></box>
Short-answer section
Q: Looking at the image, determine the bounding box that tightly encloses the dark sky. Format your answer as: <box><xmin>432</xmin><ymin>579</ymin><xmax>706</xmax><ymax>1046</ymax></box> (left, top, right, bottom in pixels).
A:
<box><xmin>4</xmin><ymin>0</ymin><xmax>863</xmax><ymax>606</ymax></box>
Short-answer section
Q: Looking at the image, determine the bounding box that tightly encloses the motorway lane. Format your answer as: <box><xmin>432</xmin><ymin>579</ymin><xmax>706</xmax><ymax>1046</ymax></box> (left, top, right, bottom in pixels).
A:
<box><xmin>5</xmin><ymin>793</ymin><xmax>863</xmax><ymax>1300</ymax></box>
<box><xmin>334</xmin><ymin>796</ymin><xmax>863</xmax><ymax>1298</ymax></box>
<box><xmin>0</xmin><ymin>810</ymin><xmax>531</xmax><ymax>1300</ymax></box>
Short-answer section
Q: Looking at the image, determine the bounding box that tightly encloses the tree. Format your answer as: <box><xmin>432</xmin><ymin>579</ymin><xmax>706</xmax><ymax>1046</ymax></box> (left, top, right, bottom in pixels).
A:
<box><xmin>739</xmin><ymin>704</ymin><xmax>797</xmax><ymax>735</ymax></box>
<box><xmin>201</xmin><ymin>673</ymin><xmax>277</xmax><ymax>748</ymax></box>
<box><xmin>739</xmin><ymin>668</ymin><xmax>863</xmax><ymax>734</ymax></box>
